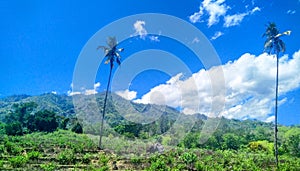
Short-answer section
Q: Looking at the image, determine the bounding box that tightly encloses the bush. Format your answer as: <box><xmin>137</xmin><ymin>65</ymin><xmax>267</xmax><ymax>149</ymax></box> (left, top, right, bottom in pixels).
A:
<box><xmin>71</xmin><ymin>122</ymin><xmax>83</xmax><ymax>134</ymax></box>
<box><xmin>181</xmin><ymin>152</ymin><xmax>197</xmax><ymax>165</ymax></box>
<box><xmin>148</xmin><ymin>159</ymin><xmax>169</xmax><ymax>171</ymax></box>
<box><xmin>82</xmin><ymin>153</ymin><xmax>92</xmax><ymax>164</ymax></box>
<box><xmin>248</xmin><ymin>140</ymin><xmax>273</xmax><ymax>153</ymax></box>
<box><xmin>5</xmin><ymin>141</ymin><xmax>23</xmax><ymax>155</ymax></box>
<box><xmin>40</xmin><ymin>162</ymin><xmax>57</xmax><ymax>171</ymax></box>
<box><xmin>5</xmin><ymin>122</ymin><xmax>23</xmax><ymax>136</ymax></box>
<box><xmin>99</xmin><ymin>153</ymin><xmax>109</xmax><ymax>166</ymax></box>
<box><xmin>33</xmin><ymin>110</ymin><xmax>58</xmax><ymax>132</ymax></box>
<box><xmin>27</xmin><ymin>151</ymin><xmax>41</xmax><ymax>160</ymax></box>
<box><xmin>57</xmin><ymin>149</ymin><xmax>76</xmax><ymax>164</ymax></box>
<box><xmin>0</xmin><ymin>160</ymin><xmax>4</xmax><ymax>168</ymax></box>
<box><xmin>9</xmin><ymin>155</ymin><xmax>28</xmax><ymax>168</ymax></box>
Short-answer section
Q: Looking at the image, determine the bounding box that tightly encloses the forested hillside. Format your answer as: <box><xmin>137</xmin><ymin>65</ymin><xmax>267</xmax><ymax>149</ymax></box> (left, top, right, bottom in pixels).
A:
<box><xmin>0</xmin><ymin>93</ymin><xmax>299</xmax><ymax>170</ymax></box>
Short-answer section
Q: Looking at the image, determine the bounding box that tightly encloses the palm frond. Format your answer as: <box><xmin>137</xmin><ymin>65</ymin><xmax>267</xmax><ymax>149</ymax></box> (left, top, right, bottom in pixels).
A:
<box><xmin>107</xmin><ymin>37</ymin><xmax>117</xmax><ymax>49</ymax></box>
<box><xmin>97</xmin><ymin>37</ymin><xmax>123</xmax><ymax>68</ymax></box>
<box><xmin>97</xmin><ymin>46</ymin><xmax>110</xmax><ymax>56</ymax></box>
<box><xmin>264</xmin><ymin>39</ymin><xmax>273</xmax><ymax>49</ymax></box>
<box><xmin>278</xmin><ymin>39</ymin><xmax>286</xmax><ymax>52</ymax></box>
<box><xmin>275</xmin><ymin>30</ymin><xmax>292</xmax><ymax>38</ymax></box>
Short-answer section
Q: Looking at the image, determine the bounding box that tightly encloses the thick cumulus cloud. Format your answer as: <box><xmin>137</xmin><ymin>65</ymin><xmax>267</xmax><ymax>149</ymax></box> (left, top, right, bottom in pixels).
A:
<box><xmin>134</xmin><ymin>51</ymin><xmax>300</xmax><ymax>122</ymax></box>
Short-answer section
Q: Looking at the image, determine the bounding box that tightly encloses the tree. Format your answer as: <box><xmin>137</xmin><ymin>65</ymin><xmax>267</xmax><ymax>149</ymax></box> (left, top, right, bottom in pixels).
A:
<box><xmin>33</xmin><ymin>110</ymin><xmax>58</xmax><ymax>132</ymax></box>
<box><xmin>263</xmin><ymin>22</ymin><xmax>291</xmax><ymax>166</ymax></box>
<box><xmin>4</xmin><ymin>102</ymin><xmax>37</xmax><ymax>134</ymax></box>
<box><xmin>97</xmin><ymin>36</ymin><xmax>124</xmax><ymax>149</ymax></box>
<box><xmin>5</xmin><ymin>122</ymin><xmax>23</xmax><ymax>136</ymax></box>
<box><xmin>71</xmin><ymin>122</ymin><xmax>83</xmax><ymax>134</ymax></box>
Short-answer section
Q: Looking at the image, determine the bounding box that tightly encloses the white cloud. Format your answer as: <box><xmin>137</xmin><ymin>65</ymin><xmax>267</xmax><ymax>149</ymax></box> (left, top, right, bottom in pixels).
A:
<box><xmin>116</xmin><ymin>89</ymin><xmax>137</xmax><ymax>100</ymax></box>
<box><xmin>134</xmin><ymin>50</ymin><xmax>300</xmax><ymax>122</ymax></box>
<box><xmin>189</xmin><ymin>0</ymin><xmax>228</xmax><ymax>26</ymax></box>
<box><xmin>132</xmin><ymin>20</ymin><xmax>147</xmax><ymax>39</ymax></box>
<box><xmin>203</xmin><ymin>0</ymin><xmax>228</xmax><ymax>27</ymax></box>
<box><xmin>189</xmin><ymin>7</ymin><xmax>204</xmax><ymax>23</ymax></box>
<box><xmin>287</xmin><ymin>10</ymin><xmax>296</xmax><ymax>15</ymax></box>
<box><xmin>51</xmin><ymin>91</ymin><xmax>57</xmax><ymax>95</ymax></box>
<box><xmin>265</xmin><ymin>116</ymin><xmax>275</xmax><ymax>123</ymax></box>
<box><xmin>67</xmin><ymin>82</ymin><xmax>101</xmax><ymax>96</ymax></box>
<box><xmin>67</xmin><ymin>90</ymin><xmax>81</xmax><ymax>96</ymax></box>
<box><xmin>251</xmin><ymin>7</ymin><xmax>261</xmax><ymax>14</ymax></box>
<box><xmin>149</xmin><ymin>35</ymin><xmax>160</xmax><ymax>42</ymax></box>
<box><xmin>224</xmin><ymin>7</ymin><xmax>260</xmax><ymax>27</ymax></box>
<box><xmin>211</xmin><ymin>31</ymin><xmax>224</xmax><ymax>40</ymax></box>
<box><xmin>224</xmin><ymin>13</ymin><xmax>247</xmax><ymax>27</ymax></box>
<box><xmin>189</xmin><ymin>0</ymin><xmax>260</xmax><ymax>27</ymax></box>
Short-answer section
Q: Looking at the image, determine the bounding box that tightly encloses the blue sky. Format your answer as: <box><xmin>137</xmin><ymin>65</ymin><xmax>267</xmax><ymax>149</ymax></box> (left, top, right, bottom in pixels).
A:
<box><xmin>0</xmin><ymin>0</ymin><xmax>299</xmax><ymax>125</ymax></box>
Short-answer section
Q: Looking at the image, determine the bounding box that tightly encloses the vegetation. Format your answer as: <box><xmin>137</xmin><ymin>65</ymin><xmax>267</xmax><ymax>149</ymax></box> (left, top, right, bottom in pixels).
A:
<box><xmin>263</xmin><ymin>22</ymin><xmax>291</xmax><ymax>166</ymax></box>
<box><xmin>97</xmin><ymin>36</ymin><xmax>124</xmax><ymax>149</ymax></box>
<box><xmin>0</xmin><ymin>98</ymin><xmax>299</xmax><ymax>170</ymax></box>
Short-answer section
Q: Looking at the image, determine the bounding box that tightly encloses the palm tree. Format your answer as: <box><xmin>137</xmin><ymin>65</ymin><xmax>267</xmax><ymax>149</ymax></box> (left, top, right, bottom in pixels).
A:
<box><xmin>97</xmin><ymin>36</ymin><xmax>124</xmax><ymax>149</ymax></box>
<box><xmin>263</xmin><ymin>22</ymin><xmax>291</xmax><ymax>167</ymax></box>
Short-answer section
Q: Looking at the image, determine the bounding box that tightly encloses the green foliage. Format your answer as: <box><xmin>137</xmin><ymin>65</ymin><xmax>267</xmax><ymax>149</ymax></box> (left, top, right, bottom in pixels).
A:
<box><xmin>181</xmin><ymin>133</ymin><xmax>199</xmax><ymax>148</ymax></box>
<box><xmin>148</xmin><ymin>159</ymin><xmax>169</xmax><ymax>171</ymax></box>
<box><xmin>82</xmin><ymin>153</ymin><xmax>92</xmax><ymax>164</ymax></box>
<box><xmin>221</xmin><ymin>133</ymin><xmax>241</xmax><ymax>150</ymax></box>
<box><xmin>98</xmin><ymin>165</ymin><xmax>110</xmax><ymax>171</ymax></box>
<box><xmin>5</xmin><ymin>122</ymin><xmax>23</xmax><ymax>136</ymax></box>
<box><xmin>33</xmin><ymin>110</ymin><xmax>58</xmax><ymax>132</ymax></box>
<box><xmin>57</xmin><ymin>149</ymin><xmax>76</xmax><ymax>164</ymax></box>
<box><xmin>40</xmin><ymin>162</ymin><xmax>57</xmax><ymax>171</ymax></box>
<box><xmin>181</xmin><ymin>152</ymin><xmax>197</xmax><ymax>165</ymax></box>
<box><xmin>9</xmin><ymin>155</ymin><xmax>28</xmax><ymax>167</ymax></box>
<box><xmin>98</xmin><ymin>153</ymin><xmax>109</xmax><ymax>166</ymax></box>
<box><xmin>71</xmin><ymin>122</ymin><xmax>83</xmax><ymax>134</ymax></box>
<box><xmin>248</xmin><ymin>140</ymin><xmax>273</xmax><ymax>153</ymax></box>
<box><xmin>0</xmin><ymin>122</ymin><xmax>6</xmax><ymax>135</ymax></box>
<box><xmin>27</xmin><ymin>151</ymin><xmax>41</xmax><ymax>160</ymax></box>
<box><xmin>130</xmin><ymin>156</ymin><xmax>142</xmax><ymax>164</ymax></box>
<box><xmin>4</xmin><ymin>141</ymin><xmax>23</xmax><ymax>155</ymax></box>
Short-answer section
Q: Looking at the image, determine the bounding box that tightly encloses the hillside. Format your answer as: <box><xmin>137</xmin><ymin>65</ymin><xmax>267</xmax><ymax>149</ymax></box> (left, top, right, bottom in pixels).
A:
<box><xmin>0</xmin><ymin>93</ymin><xmax>300</xmax><ymax>170</ymax></box>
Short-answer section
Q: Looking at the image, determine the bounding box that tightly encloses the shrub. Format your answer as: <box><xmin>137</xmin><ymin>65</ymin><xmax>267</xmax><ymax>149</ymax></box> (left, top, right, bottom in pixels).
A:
<box><xmin>27</xmin><ymin>151</ymin><xmax>41</xmax><ymax>160</ymax></box>
<box><xmin>148</xmin><ymin>159</ymin><xmax>169</xmax><ymax>171</ymax></box>
<box><xmin>9</xmin><ymin>155</ymin><xmax>28</xmax><ymax>168</ymax></box>
<box><xmin>82</xmin><ymin>153</ymin><xmax>92</xmax><ymax>164</ymax></box>
<box><xmin>131</xmin><ymin>156</ymin><xmax>142</xmax><ymax>164</ymax></box>
<box><xmin>57</xmin><ymin>149</ymin><xmax>76</xmax><ymax>164</ymax></box>
<box><xmin>0</xmin><ymin>160</ymin><xmax>4</xmax><ymax>168</ymax></box>
<box><xmin>98</xmin><ymin>165</ymin><xmax>110</xmax><ymax>171</ymax></box>
<box><xmin>5</xmin><ymin>122</ymin><xmax>23</xmax><ymax>136</ymax></box>
<box><xmin>5</xmin><ymin>141</ymin><xmax>23</xmax><ymax>155</ymax></box>
<box><xmin>40</xmin><ymin>162</ymin><xmax>57</xmax><ymax>171</ymax></box>
<box><xmin>99</xmin><ymin>153</ymin><xmax>109</xmax><ymax>166</ymax></box>
<box><xmin>71</xmin><ymin>122</ymin><xmax>83</xmax><ymax>134</ymax></box>
<box><xmin>248</xmin><ymin>140</ymin><xmax>273</xmax><ymax>153</ymax></box>
<box><xmin>181</xmin><ymin>152</ymin><xmax>197</xmax><ymax>165</ymax></box>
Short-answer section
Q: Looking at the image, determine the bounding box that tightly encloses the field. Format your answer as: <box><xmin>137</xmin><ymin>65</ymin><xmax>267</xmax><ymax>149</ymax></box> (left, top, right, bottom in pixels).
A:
<box><xmin>0</xmin><ymin>130</ymin><xmax>300</xmax><ymax>170</ymax></box>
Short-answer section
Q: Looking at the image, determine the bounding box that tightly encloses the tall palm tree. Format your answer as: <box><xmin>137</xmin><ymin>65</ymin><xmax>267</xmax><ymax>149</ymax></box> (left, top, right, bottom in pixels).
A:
<box><xmin>263</xmin><ymin>22</ymin><xmax>291</xmax><ymax>167</ymax></box>
<box><xmin>97</xmin><ymin>36</ymin><xmax>124</xmax><ymax>149</ymax></box>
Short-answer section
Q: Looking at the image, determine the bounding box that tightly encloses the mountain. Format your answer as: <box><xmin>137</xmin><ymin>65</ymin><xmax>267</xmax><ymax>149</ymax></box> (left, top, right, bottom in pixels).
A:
<box><xmin>0</xmin><ymin>93</ymin><xmax>189</xmax><ymax>136</ymax></box>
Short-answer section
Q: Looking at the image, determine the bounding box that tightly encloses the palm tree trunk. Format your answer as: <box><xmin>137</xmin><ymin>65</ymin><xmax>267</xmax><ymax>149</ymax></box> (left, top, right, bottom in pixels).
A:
<box><xmin>274</xmin><ymin>53</ymin><xmax>279</xmax><ymax>167</ymax></box>
<box><xmin>99</xmin><ymin>66</ymin><xmax>113</xmax><ymax>149</ymax></box>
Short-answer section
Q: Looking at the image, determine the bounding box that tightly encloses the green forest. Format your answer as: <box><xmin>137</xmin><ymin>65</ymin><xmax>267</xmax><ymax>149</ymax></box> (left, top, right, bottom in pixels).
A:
<box><xmin>0</xmin><ymin>93</ymin><xmax>299</xmax><ymax>170</ymax></box>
